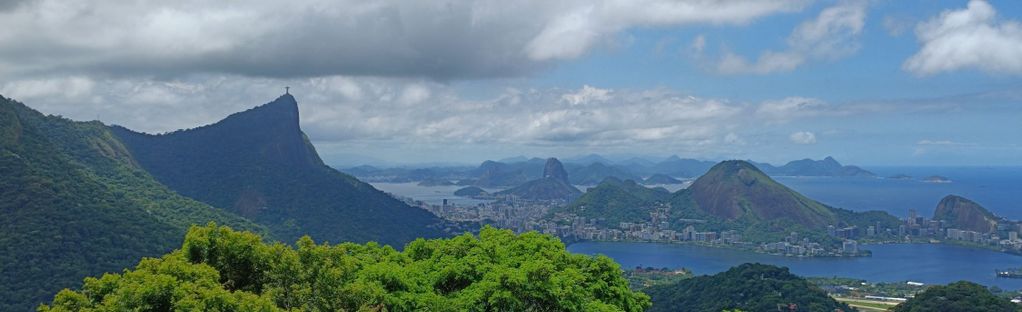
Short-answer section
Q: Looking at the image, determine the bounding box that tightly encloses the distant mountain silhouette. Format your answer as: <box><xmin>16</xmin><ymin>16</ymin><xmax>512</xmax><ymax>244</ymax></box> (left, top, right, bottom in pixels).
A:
<box><xmin>111</xmin><ymin>94</ymin><xmax>444</xmax><ymax>246</ymax></box>
<box><xmin>496</xmin><ymin>158</ymin><xmax>581</xmax><ymax>201</ymax></box>
<box><xmin>754</xmin><ymin>156</ymin><xmax>875</xmax><ymax>177</ymax></box>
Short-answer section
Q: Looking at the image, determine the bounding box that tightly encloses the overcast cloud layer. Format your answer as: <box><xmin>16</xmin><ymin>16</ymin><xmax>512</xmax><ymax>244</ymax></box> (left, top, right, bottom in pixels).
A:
<box><xmin>0</xmin><ymin>0</ymin><xmax>1020</xmax><ymax>166</ymax></box>
<box><xmin>0</xmin><ymin>0</ymin><xmax>809</xmax><ymax>80</ymax></box>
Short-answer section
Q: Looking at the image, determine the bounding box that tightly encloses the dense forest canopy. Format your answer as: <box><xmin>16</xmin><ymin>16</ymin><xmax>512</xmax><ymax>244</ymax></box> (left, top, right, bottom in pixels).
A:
<box><xmin>644</xmin><ymin>263</ymin><xmax>852</xmax><ymax>312</ymax></box>
<box><xmin>0</xmin><ymin>96</ymin><xmax>264</xmax><ymax>311</ymax></box>
<box><xmin>41</xmin><ymin>224</ymin><xmax>651</xmax><ymax>312</ymax></box>
<box><xmin>891</xmin><ymin>281</ymin><xmax>1020</xmax><ymax>312</ymax></box>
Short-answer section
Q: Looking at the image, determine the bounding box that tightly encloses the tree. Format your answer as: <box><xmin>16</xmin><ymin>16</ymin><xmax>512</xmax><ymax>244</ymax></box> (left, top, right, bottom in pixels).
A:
<box><xmin>40</xmin><ymin>223</ymin><xmax>651</xmax><ymax>312</ymax></box>
<box><xmin>891</xmin><ymin>281</ymin><xmax>1021</xmax><ymax>312</ymax></box>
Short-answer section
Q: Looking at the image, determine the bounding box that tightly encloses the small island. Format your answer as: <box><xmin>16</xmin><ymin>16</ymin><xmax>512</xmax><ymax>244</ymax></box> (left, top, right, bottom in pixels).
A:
<box><xmin>454</xmin><ymin>186</ymin><xmax>489</xmax><ymax>197</ymax></box>
<box><xmin>922</xmin><ymin>175</ymin><xmax>952</xmax><ymax>183</ymax></box>
<box><xmin>887</xmin><ymin>174</ymin><xmax>912</xmax><ymax>180</ymax></box>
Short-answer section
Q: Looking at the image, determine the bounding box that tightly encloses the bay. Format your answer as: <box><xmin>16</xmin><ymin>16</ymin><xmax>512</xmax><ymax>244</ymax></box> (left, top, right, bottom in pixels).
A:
<box><xmin>776</xmin><ymin>166</ymin><xmax>1022</xmax><ymax>219</ymax></box>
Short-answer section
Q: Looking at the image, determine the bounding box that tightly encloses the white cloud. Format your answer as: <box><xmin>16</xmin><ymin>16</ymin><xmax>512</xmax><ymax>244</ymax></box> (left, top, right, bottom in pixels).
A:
<box><xmin>756</xmin><ymin>96</ymin><xmax>829</xmax><ymax>122</ymax></box>
<box><xmin>904</xmin><ymin>0</ymin><xmax>1022</xmax><ymax>76</ymax></box>
<box><xmin>0</xmin><ymin>0</ymin><xmax>810</xmax><ymax>80</ymax></box>
<box><xmin>691</xmin><ymin>35</ymin><xmax>707</xmax><ymax>53</ymax></box>
<box><xmin>714</xmin><ymin>0</ymin><xmax>868</xmax><ymax>75</ymax></box>
<box><xmin>789</xmin><ymin>131</ymin><xmax>817</xmax><ymax>144</ymax></box>
<box><xmin>724</xmin><ymin>132</ymin><xmax>745</xmax><ymax>145</ymax></box>
<box><xmin>560</xmin><ymin>85</ymin><xmax>612</xmax><ymax>105</ymax></box>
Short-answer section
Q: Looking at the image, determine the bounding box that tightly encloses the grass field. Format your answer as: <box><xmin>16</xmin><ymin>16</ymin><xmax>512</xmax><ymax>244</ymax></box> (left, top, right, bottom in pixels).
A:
<box><xmin>833</xmin><ymin>297</ymin><xmax>900</xmax><ymax>312</ymax></box>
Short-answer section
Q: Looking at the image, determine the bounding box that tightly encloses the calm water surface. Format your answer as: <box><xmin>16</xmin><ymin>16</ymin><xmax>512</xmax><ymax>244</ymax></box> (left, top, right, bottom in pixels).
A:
<box><xmin>569</xmin><ymin>241</ymin><xmax>1022</xmax><ymax>289</ymax></box>
<box><xmin>777</xmin><ymin>166</ymin><xmax>1022</xmax><ymax>219</ymax></box>
<box><xmin>370</xmin><ymin>182</ymin><xmax>499</xmax><ymax>206</ymax></box>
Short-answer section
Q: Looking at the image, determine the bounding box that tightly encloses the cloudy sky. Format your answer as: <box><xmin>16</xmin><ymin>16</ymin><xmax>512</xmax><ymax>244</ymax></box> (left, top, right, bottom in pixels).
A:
<box><xmin>1</xmin><ymin>0</ymin><xmax>1020</xmax><ymax>166</ymax></box>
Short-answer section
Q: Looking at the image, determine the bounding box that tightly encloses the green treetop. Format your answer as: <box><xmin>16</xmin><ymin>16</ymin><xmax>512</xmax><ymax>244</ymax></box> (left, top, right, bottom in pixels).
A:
<box><xmin>40</xmin><ymin>223</ymin><xmax>650</xmax><ymax>312</ymax></box>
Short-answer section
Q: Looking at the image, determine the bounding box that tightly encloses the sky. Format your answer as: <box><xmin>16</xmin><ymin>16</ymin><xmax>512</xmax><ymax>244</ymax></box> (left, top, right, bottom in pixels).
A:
<box><xmin>0</xmin><ymin>0</ymin><xmax>1020</xmax><ymax>167</ymax></box>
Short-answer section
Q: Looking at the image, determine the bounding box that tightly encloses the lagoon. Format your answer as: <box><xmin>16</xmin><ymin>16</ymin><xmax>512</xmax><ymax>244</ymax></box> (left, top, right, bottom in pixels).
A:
<box><xmin>568</xmin><ymin>241</ymin><xmax>1022</xmax><ymax>289</ymax></box>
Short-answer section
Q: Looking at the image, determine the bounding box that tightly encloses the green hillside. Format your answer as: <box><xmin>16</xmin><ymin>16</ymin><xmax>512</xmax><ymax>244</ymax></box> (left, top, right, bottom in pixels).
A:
<box><xmin>40</xmin><ymin>224</ymin><xmax>651</xmax><ymax>312</ymax></box>
<box><xmin>557</xmin><ymin>177</ymin><xmax>671</xmax><ymax>226</ymax></box>
<box><xmin>891</xmin><ymin>281</ymin><xmax>1020</xmax><ymax>312</ymax></box>
<box><xmin>559</xmin><ymin>160</ymin><xmax>899</xmax><ymax>244</ymax></box>
<box><xmin>645</xmin><ymin>263</ymin><xmax>853</xmax><ymax>312</ymax></box>
<box><xmin>111</xmin><ymin>94</ymin><xmax>444</xmax><ymax>246</ymax></box>
<box><xmin>0</xmin><ymin>96</ymin><xmax>264</xmax><ymax>311</ymax></box>
<box><xmin>933</xmin><ymin>195</ymin><xmax>1000</xmax><ymax>233</ymax></box>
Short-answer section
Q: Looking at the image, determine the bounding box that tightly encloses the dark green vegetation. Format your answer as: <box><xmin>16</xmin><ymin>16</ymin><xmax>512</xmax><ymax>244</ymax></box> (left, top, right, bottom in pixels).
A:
<box><xmin>645</xmin><ymin>263</ymin><xmax>853</xmax><ymax>312</ymax></box>
<box><xmin>683</xmin><ymin>160</ymin><xmax>837</xmax><ymax>228</ymax></box>
<box><xmin>558</xmin><ymin>177</ymin><xmax>671</xmax><ymax>226</ymax></box>
<box><xmin>559</xmin><ymin>160</ymin><xmax>900</xmax><ymax>244</ymax></box>
<box><xmin>933</xmin><ymin>195</ymin><xmax>1001</xmax><ymax>233</ymax></box>
<box><xmin>111</xmin><ymin>94</ymin><xmax>443</xmax><ymax>246</ymax></box>
<box><xmin>496</xmin><ymin>158</ymin><xmax>581</xmax><ymax>201</ymax></box>
<box><xmin>891</xmin><ymin>281</ymin><xmax>1020</xmax><ymax>312</ymax></box>
<box><xmin>0</xmin><ymin>96</ymin><xmax>264</xmax><ymax>311</ymax></box>
<box><xmin>41</xmin><ymin>224</ymin><xmax>651</xmax><ymax>312</ymax></box>
<box><xmin>454</xmin><ymin>186</ymin><xmax>488</xmax><ymax>197</ymax></box>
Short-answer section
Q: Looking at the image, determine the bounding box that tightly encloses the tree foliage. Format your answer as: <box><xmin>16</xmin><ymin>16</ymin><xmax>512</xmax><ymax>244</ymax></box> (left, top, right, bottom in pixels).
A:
<box><xmin>644</xmin><ymin>263</ymin><xmax>852</xmax><ymax>312</ymax></box>
<box><xmin>0</xmin><ymin>96</ymin><xmax>264</xmax><ymax>311</ymax></box>
<box><xmin>41</xmin><ymin>224</ymin><xmax>651</xmax><ymax>312</ymax></box>
<box><xmin>891</xmin><ymin>281</ymin><xmax>1021</xmax><ymax>312</ymax></box>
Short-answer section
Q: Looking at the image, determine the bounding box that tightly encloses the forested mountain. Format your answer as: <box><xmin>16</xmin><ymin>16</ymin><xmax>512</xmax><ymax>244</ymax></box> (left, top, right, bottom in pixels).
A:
<box><xmin>0</xmin><ymin>96</ymin><xmax>264</xmax><ymax>311</ymax></box>
<box><xmin>40</xmin><ymin>224</ymin><xmax>651</xmax><ymax>312</ymax></box>
<box><xmin>111</xmin><ymin>94</ymin><xmax>444</xmax><ymax>246</ymax></box>
<box><xmin>557</xmin><ymin>177</ymin><xmax>671</xmax><ymax>226</ymax></box>
<box><xmin>682</xmin><ymin>160</ymin><xmax>838</xmax><ymax>227</ymax></box>
<box><xmin>891</xmin><ymin>281</ymin><xmax>1020</xmax><ymax>312</ymax></box>
<box><xmin>645</xmin><ymin>263</ymin><xmax>853</xmax><ymax>312</ymax></box>
<box><xmin>558</xmin><ymin>160</ymin><xmax>900</xmax><ymax>243</ymax></box>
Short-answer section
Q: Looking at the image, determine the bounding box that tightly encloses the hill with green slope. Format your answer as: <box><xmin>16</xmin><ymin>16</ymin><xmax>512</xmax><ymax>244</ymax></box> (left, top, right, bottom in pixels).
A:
<box><xmin>645</xmin><ymin>263</ymin><xmax>853</xmax><ymax>312</ymax></box>
<box><xmin>682</xmin><ymin>160</ymin><xmax>837</xmax><ymax>228</ymax></box>
<box><xmin>664</xmin><ymin>161</ymin><xmax>898</xmax><ymax>243</ymax></box>
<box><xmin>891</xmin><ymin>281</ymin><xmax>1020</xmax><ymax>312</ymax></box>
<box><xmin>40</xmin><ymin>224</ymin><xmax>651</xmax><ymax>312</ymax></box>
<box><xmin>557</xmin><ymin>177</ymin><xmax>671</xmax><ymax>226</ymax></box>
<box><xmin>111</xmin><ymin>94</ymin><xmax>444</xmax><ymax>246</ymax></box>
<box><xmin>561</xmin><ymin>160</ymin><xmax>899</xmax><ymax>244</ymax></box>
<box><xmin>0</xmin><ymin>95</ymin><xmax>264</xmax><ymax>311</ymax></box>
<box><xmin>933</xmin><ymin>195</ymin><xmax>1001</xmax><ymax>233</ymax></box>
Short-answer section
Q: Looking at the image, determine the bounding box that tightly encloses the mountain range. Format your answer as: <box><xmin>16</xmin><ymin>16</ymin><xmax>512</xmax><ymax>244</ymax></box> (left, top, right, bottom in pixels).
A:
<box><xmin>345</xmin><ymin>154</ymin><xmax>875</xmax><ymax>187</ymax></box>
<box><xmin>556</xmin><ymin>160</ymin><xmax>899</xmax><ymax>243</ymax></box>
<box><xmin>495</xmin><ymin>158</ymin><xmax>582</xmax><ymax>201</ymax></box>
<box><xmin>0</xmin><ymin>94</ymin><xmax>445</xmax><ymax>311</ymax></box>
